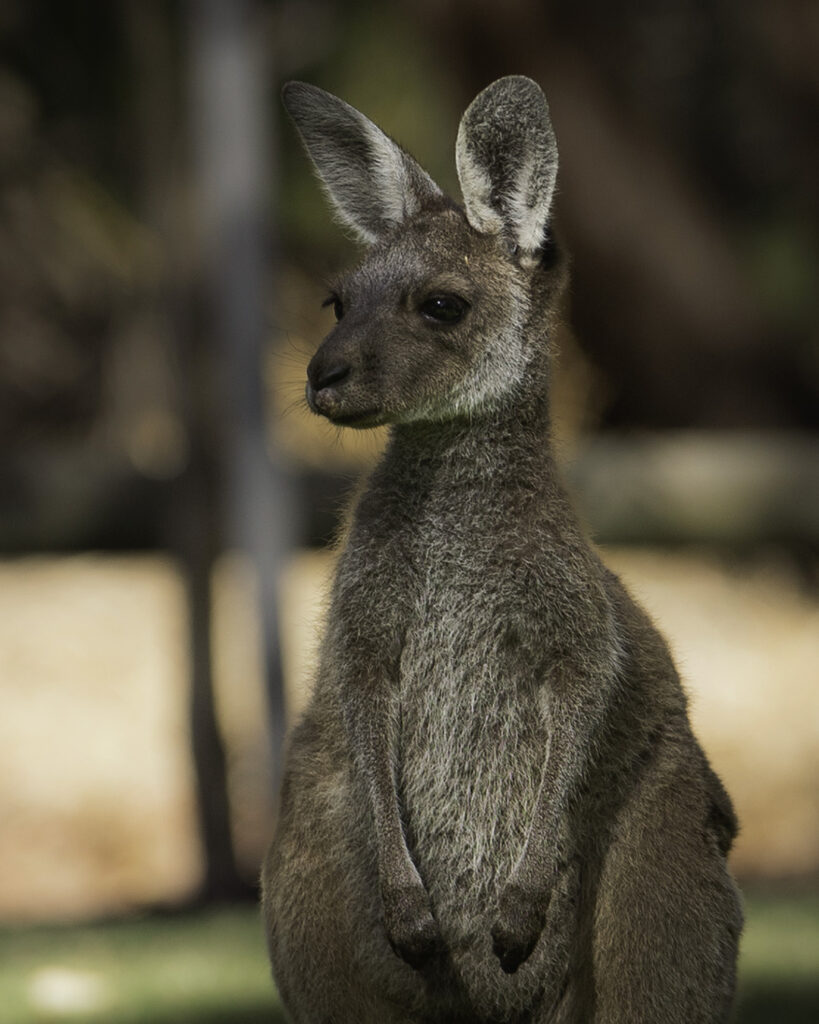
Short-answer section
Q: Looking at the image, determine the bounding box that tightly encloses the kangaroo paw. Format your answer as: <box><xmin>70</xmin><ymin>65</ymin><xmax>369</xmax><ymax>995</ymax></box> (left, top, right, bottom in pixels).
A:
<box><xmin>491</xmin><ymin>881</ymin><xmax>547</xmax><ymax>974</ymax></box>
<box><xmin>383</xmin><ymin>882</ymin><xmax>443</xmax><ymax>970</ymax></box>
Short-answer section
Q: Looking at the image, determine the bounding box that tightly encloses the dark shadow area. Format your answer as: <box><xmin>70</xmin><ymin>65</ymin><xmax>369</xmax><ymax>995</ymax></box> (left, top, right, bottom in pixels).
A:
<box><xmin>736</xmin><ymin>982</ymin><xmax>819</xmax><ymax>1024</ymax></box>
<box><xmin>114</xmin><ymin>1008</ymin><xmax>286</xmax><ymax>1024</ymax></box>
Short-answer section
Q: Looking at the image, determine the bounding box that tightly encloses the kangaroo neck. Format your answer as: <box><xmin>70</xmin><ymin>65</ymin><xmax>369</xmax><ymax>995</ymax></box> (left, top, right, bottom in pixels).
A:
<box><xmin>385</xmin><ymin>393</ymin><xmax>556</xmax><ymax>493</ymax></box>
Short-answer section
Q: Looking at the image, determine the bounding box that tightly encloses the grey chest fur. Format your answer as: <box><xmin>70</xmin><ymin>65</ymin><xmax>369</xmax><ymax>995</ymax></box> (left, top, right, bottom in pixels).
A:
<box><xmin>396</xmin><ymin>546</ymin><xmax>550</xmax><ymax>919</ymax></box>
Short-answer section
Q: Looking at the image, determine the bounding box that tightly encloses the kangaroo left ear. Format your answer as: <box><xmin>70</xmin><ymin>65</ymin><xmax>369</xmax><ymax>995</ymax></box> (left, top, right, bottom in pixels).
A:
<box><xmin>456</xmin><ymin>76</ymin><xmax>558</xmax><ymax>268</ymax></box>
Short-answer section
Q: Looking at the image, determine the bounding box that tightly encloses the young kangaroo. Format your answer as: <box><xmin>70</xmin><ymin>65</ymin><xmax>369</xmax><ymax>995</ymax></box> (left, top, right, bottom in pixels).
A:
<box><xmin>263</xmin><ymin>76</ymin><xmax>743</xmax><ymax>1024</ymax></box>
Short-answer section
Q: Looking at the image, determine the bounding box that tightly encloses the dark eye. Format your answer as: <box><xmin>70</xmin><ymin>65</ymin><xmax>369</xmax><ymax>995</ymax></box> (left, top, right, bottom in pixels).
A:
<box><xmin>419</xmin><ymin>294</ymin><xmax>468</xmax><ymax>324</ymax></box>
<box><xmin>322</xmin><ymin>294</ymin><xmax>344</xmax><ymax>321</ymax></box>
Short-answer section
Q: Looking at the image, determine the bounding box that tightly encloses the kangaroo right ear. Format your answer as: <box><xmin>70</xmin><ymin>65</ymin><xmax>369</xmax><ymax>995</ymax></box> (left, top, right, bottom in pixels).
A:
<box><xmin>456</xmin><ymin>76</ymin><xmax>558</xmax><ymax>268</ymax></box>
<box><xmin>282</xmin><ymin>82</ymin><xmax>443</xmax><ymax>245</ymax></box>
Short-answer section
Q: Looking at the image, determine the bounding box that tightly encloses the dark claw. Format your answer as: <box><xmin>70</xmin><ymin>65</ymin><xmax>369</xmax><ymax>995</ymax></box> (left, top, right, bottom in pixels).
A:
<box><xmin>491</xmin><ymin>920</ymin><xmax>540</xmax><ymax>974</ymax></box>
<box><xmin>383</xmin><ymin>883</ymin><xmax>443</xmax><ymax>971</ymax></box>
<box><xmin>390</xmin><ymin>912</ymin><xmax>442</xmax><ymax>969</ymax></box>
<box><xmin>491</xmin><ymin>882</ymin><xmax>546</xmax><ymax>974</ymax></box>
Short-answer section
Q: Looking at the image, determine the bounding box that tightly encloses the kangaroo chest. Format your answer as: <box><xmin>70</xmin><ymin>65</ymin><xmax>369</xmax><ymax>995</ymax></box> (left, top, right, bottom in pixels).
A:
<box><xmin>395</xmin><ymin>523</ymin><xmax>551</xmax><ymax>898</ymax></box>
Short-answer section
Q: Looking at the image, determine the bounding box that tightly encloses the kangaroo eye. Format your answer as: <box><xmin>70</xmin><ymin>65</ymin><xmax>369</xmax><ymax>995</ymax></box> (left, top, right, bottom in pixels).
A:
<box><xmin>419</xmin><ymin>294</ymin><xmax>468</xmax><ymax>324</ymax></box>
<box><xmin>322</xmin><ymin>294</ymin><xmax>344</xmax><ymax>321</ymax></box>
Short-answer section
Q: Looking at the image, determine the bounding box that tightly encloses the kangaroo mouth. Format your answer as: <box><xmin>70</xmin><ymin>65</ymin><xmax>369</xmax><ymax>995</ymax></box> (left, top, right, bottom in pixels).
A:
<box><xmin>306</xmin><ymin>381</ymin><xmax>385</xmax><ymax>428</ymax></box>
<box><xmin>328</xmin><ymin>407</ymin><xmax>384</xmax><ymax>428</ymax></box>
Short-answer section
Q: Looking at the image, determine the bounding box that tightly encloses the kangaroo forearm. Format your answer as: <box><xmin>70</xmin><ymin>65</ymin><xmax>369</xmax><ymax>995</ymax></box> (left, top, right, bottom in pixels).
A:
<box><xmin>344</xmin><ymin>686</ymin><xmax>416</xmax><ymax>885</ymax></box>
<box><xmin>344</xmin><ymin>682</ymin><xmax>440</xmax><ymax>965</ymax></box>
<box><xmin>515</xmin><ymin>677</ymin><xmax>613</xmax><ymax>889</ymax></box>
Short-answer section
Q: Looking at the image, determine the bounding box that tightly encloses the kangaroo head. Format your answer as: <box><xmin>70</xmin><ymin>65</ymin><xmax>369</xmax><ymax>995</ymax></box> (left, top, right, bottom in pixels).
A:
<box><xmin>282</xmin><ymin>76</ymin><xmax>563</xmax><ymax>427</ymax></box>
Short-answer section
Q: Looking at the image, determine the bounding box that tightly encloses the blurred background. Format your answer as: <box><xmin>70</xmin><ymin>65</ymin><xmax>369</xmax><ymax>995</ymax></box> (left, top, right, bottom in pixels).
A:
<box><xmin>0</xmin><ymin>0</ymin><xmax>817</xmax><ymax>1021</ymax></box>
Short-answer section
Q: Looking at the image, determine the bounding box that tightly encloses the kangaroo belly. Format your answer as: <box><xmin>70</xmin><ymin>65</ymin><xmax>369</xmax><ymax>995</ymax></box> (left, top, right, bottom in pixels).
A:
<box><xmin>398</xmin><ymin>620</ymin><xmax>547</xmax><ymax>937</ymax></box>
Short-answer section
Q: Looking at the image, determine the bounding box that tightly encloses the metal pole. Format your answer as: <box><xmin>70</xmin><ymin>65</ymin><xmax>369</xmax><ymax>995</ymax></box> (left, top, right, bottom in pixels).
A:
<box><xmin>187</xmin><ymin>0</ymin><xmax>290</xmax><ymax>878</ymax></box>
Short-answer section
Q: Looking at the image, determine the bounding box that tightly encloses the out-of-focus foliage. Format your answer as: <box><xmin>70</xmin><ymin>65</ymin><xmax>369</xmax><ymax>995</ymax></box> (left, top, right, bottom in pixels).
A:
<box><xmin>2</xmin><ymin>0</ymin><xmax>816</xmax><ymax>484</ymax></box>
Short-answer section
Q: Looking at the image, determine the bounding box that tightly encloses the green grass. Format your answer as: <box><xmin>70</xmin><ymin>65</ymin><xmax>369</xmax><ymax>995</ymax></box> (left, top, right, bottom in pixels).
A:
<box><xmin>0</xmin><ymin>906</ymin><xmax>284</xmax><ymax>1024</ymax></box>
<box><xmin>0</xmin><ymin>892</ymin><xmax>816</xmax><ymax>1023</ymax></box>
<box><xmin>735</xmin><ymin>890</ymin><xmax>819</xmax><ymax>1024</ymax></box>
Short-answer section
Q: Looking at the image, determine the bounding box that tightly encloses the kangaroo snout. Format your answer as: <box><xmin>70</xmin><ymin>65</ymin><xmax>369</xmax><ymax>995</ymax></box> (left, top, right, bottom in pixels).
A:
<box><xmin>305</xmin><ymin>331</ymin><xmax>386</xmax><ymax>427</ymax></box>
<box><xmin>306</xmin><ymin>349</ymin><xmax>352</xmax><ymax>416</ymax></box>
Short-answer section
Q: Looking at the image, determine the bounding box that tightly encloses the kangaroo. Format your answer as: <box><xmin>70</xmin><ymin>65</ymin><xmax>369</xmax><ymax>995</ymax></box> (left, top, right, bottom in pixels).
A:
<box><xmin>263</xmin><ymin>76</ymin><xmax>743</xmax><ymax>1024</ymax></box>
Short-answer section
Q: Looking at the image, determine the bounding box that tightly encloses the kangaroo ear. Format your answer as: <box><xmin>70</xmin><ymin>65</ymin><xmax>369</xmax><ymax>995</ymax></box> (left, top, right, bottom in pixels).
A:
<box><xmin>282</xmin><ymin>82</ymin><xmax>443</xmax><ymax>245</ymax></box>
<box><xmin>456</xmin><ymin>76</ymin><xmax>558</xmax><ymax>267</ymax></box>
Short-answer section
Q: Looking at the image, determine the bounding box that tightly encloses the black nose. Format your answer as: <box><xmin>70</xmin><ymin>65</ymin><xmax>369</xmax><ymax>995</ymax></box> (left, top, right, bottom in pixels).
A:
<box><xmin>311</xmin><ymin>361</ymin><xmax>350</xmax><ymax>391</ymax></box>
